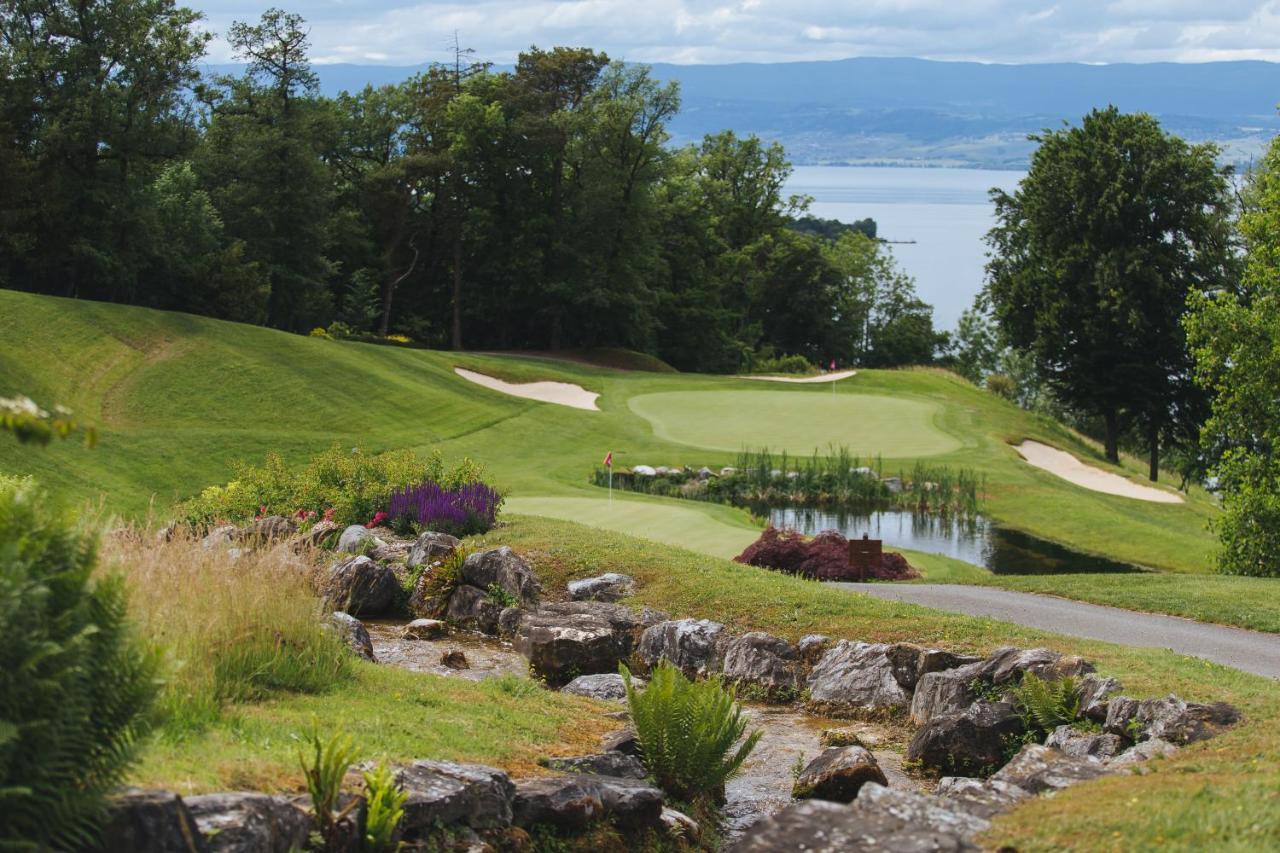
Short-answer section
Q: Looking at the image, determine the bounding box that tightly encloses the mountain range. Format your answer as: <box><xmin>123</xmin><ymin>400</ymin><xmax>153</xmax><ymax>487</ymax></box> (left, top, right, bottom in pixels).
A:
<box><xmin>207</xmin><ymin>56</ymin><xmax>1280</xmax><ymax>169</ymax></box>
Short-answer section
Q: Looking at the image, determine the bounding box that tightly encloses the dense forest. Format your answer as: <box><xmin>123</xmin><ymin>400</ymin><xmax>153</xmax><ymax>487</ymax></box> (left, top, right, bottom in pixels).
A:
<box><xmin>0</xmin><ymin>3</ymin><xmax>942</xmax><ymax>373</ymax></box>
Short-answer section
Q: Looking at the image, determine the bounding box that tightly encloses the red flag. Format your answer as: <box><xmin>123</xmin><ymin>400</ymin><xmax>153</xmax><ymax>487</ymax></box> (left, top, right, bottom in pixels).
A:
<box><xmin>829</xmin><ymin>359</ymin><xmax>836</xmax><ymax>371</ymax></box>
<box><xmin>603</xmin><ymin>451</ymin><xmax>613</xmax><ymax>467</ymax></box>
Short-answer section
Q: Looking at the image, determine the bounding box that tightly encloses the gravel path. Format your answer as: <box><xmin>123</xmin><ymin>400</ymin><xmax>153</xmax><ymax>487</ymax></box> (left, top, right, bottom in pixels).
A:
<box><xmin>839</xmin><ymin>583</ymin><xmax>1280</xmax><ymax>679</ymax></box>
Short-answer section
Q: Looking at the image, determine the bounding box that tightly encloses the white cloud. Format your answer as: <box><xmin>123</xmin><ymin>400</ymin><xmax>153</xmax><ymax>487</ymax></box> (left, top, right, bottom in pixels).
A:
<box><xmin>195</xmin><ymin>0</ymin><xmax>1280</xmax><ymax>65</ymax></box>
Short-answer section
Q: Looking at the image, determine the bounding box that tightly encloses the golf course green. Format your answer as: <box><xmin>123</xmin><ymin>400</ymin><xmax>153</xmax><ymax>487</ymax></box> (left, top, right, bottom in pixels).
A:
<box><xmin>627</xmin><ymin>388</ymin><xmax>962</xmax><ymax>456</ymax></box>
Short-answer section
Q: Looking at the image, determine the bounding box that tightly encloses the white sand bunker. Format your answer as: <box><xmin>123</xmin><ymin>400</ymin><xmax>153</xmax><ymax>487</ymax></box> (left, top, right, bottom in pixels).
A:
<box><xmin>1015</xmin><ymin>440</ymin><xmax>1183</xmax><ymax>504</ymax></box>
<box><xmin>454</xmin><ymin>367</ymin><xmax>599</xmax><ymax>411</ymax></box>
<box><xmin>743</xmin><ymin>369</ymin><xmax>858</xmax><ymax>384</ymax></box>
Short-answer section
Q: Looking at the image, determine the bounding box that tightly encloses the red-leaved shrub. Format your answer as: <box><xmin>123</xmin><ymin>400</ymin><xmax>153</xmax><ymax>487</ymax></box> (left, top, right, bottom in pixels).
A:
<box><xmin>734</xmin><ymin>526</ymin><xmax>918</xmax><ymax>582</ymax></box>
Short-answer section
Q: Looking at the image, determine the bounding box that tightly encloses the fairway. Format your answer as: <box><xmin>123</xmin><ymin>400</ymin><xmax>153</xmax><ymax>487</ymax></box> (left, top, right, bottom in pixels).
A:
<box><xmin>627</xmin><ymin>389</ymin><xmax>962</xmax><ymax>456</ymax></box>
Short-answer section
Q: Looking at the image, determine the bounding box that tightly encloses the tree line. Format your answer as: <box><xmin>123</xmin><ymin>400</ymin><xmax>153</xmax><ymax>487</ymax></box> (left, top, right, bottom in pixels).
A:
<box><xmin>0</xmin><ymin>3</ymin><xmax>943</xmax><ymax>373</ymax></box>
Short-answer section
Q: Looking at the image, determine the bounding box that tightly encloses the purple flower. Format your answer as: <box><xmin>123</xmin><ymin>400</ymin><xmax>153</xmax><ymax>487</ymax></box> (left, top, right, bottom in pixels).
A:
<box><xmin>386</xmin><ymin>480</ymin><xmax>503</xmax><ymax>536</ymax></box>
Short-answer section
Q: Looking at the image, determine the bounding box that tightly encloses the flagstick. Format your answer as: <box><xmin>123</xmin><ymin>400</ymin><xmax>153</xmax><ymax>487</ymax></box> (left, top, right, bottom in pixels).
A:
<box><xmin>608</xmin><ymin>465</ymin><xmax>613</xmax><ymax>507</ymax></box>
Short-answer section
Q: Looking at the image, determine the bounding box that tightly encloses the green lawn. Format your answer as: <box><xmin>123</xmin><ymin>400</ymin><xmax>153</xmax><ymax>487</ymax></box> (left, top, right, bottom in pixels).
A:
<box><xmin>4</xmin><ymin>289</ymin><xmax>1272</xmax><ymax>632</ymax></box>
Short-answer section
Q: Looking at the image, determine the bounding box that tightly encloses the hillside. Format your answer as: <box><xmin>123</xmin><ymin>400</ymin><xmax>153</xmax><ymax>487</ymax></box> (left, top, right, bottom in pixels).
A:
<box><xmin>0</xmin><ymin>290</ymin><xmax>1218</xmax><ymax>576</ymax></box>
<box><xmin>210</xmin><ymin>57</ymin><xmax>1280</xmax><ymax>168</ymax></box>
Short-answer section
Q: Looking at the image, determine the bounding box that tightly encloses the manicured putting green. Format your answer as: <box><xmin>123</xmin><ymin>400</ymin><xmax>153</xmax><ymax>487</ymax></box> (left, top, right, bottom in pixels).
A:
<box><xmin>626</xmin><ymin>389</ymin><xmax>961</xmax><ymax>456</ymax></box>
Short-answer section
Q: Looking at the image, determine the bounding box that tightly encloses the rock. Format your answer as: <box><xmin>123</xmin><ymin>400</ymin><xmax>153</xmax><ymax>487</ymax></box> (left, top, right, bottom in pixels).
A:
<box><xmin>543</xmin><ymin>752</ymin><xmax>647</xmax><ymax>779</ymax></box>
<box><xmin>1110</xmin><ymin>737</ymin><xmax>1178</xmax><ymax>766</ymax></box>
<box><xmin>186</xmin><ymin>792</ymin><xmax>311</xmax><ymax>853</ymax></box>
<box><xmin>978</xmin><ymin>646</ymin><xmax>1094</xmax><ymax>686</ymax></box>
<box><xmin>441</xmin><ymin>649</ymin><xmax>469</xmax><ymax>669</ymax></box>
<box><xmin>1044</xmin><ymin>725</ymin><xmax>1126</xmax><ymax>759</ymax></box>
<box><xmin>541</xmin><ymin>601</ymin><xmax>648</xmax><ymax>650</ymax></box>
<box><xmin>513</xmin><ymin>774</ymin><xmax>663</xmax><ymax>831</ymax></box>
<box><xmin>660</xmin><ymin>806</ymin><xmax>701</xmax><ymax>843</ymax></box>
<box><xmin>404</xmin><ymin>618</ymin><xmax>447</xmax><ymax>640</ymax></box>
<box><xmin>407</xmin><ymin>531</ymin><xmax>461</xmax><ymax>568</ymax></box>
<box><xmin>445</xmin><ymin>584</ymin><xmax>503</xmax><ymax>634</ymax></box>
<box><xmin>1079</xmin><ymin>675</ymin><xmax>1121</xmax><ymax>722</ymax></box>
<box><xmin>201</xmin><ymin>525</ymin><xmax>237</xmax><ymax>549</ymax></box>
<box><xmin>370</xmin><ymin>540</ymin><xmax>412</xmax><ymax>562</ymax></box>
<box><xmin>561</xmin><ymin>673</ymin><xmax>633</xmax><ymax>702</ymax></box>
<box><xmin>235</xmin><ymin>515</ymin><xmax>297</xmax><ymax>547</ymax></box>
<box><xmin>156</xmin><ymin>521</ymin><xmax>178</xmax><ymax>543</ymax></box>
<box><xmin>934</xmin><ymin>777</ymin><xmax>1031</xmax><ymax>819</ymax></box>
<box><xmin>807</xmin><ymin>641</ymin><xmax>911</xmax><ymax>714</ymax></box>
<box><xmin>906</xmin><ymin>701</ymin><xmax>1026</xmax><ymax>776</ymax></box>
<box><xmin>324</xmin><ymin>555</ymin><xmax>399</xmax><ymax>617</ymax></box>
<box><xmin>636</xmin><ymin>618</ymin><xmax>727</xmax><ymax>678</ymax></box>
<box><xmin>719</xmin><ymin>466</ymin><xmax>738</xmax><ymax>476</ymax></box>
<box><xmin>1104</xmin><ymin>695</ymin><xmax>1141</xmax><ymax>738</ymax></box>
<box><xmin>407</xmin><ymin>572</ymin><xmax>447</xmax><ymax>620</ymax></box>
<box><xmin>513</xmin><ymin>607</ymin><xmax>631</xmax><ymax>687</ymax></box>
<box><xmin>696</xmin><ymin>467</ymin><xmax>715</xmax><ymax>480</ymax></box>
<box><xmin>567</xmin><ymin>572</ymin><xmax>635</xmax><ymax>602</ymax></box>
<box><xmin>294</xmin><ymin>519</ymin><xmax>341</xmax><ymax>550</ymax></box>
<box><xmin>882</xmin><ymin>477</ymin><xmax>904</xmax><ymax>494</ymax></box>
<box><xmin>394</xmin><ymin>760</ymin><xmax>515</xmax><ymax>833</ymax></box>
<box><xmin>729</xmin><ymin>793</ymin><xmax>983</xmax><ymax>853</ymax></box>
<box><xmin>989</xmin><ymin>744</ymin><xmax>1108</xmax><ymax>794</ymax></box>
<box><xmin>1135</xmin><ymin>695</ymin><xmax>1241</xmax><ymax>744</ymax></box>
<box><xmin>460</xmin><ymin>547</ymin><xmax>540</xmax><ymax>608</ymax></box>
<box><xmin>792</xmin><ymin>746</ymin><xmax>889</xmax><ymax>802</ymax></box>
<box><xmin>632</xmin><ymin>465</ymin><xmax>657</xmax><ymax>476</ymax></box>
<box><xmin>797</xmin><ymin>634</ymin><xmax>833</xmax><ymax>666</ymax></box>
<box><xmin>856</xmin><ymin>784</ymin><xmax>991</xmax><ymax>842</ymax></box>
<box><xmin>337</xmin><ymin>524</ymin><xmax>383</xmax><ymax>554</ymax></box>
<box><xmin>497</xmin><ymin>606</ymin><xmax>524</xmax><ymax>638</ymax></box>
<box><xmin>329</xmin><ymin>612</ymin><xmax>376</xmax><ymax>662</ymax></box>
<box><xmin>601</xmin><ymin>728</ymin><xmax>640</xmax><ymax>756</ymax></box>
<box><xmin>721</xmin><ymin>632</ymin><xmax>800</xmax><ymax>697</ymax></box>
<box><xmin>910</xmin><ymin>661</ymin><xmax>986</xmax><ymax>726</ymax></box>
<box><xmin>886</xmin><ymin>642</ymin><xmax>926</xmax><ymax>690</ymax></box>
<box><xmin>98</xmin><ymin>789</ymin><xmax>208</xmax><ymax>853</ymax></box>
<box><xmin>919</xmin><ymin>649</ymin><xmax>983</xmax><ymax>680</ymax></box>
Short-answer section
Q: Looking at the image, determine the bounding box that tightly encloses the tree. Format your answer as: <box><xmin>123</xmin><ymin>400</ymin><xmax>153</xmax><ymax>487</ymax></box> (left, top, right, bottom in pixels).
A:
<box><xmin>1186</xmin><ymin>135</ymin><xmax>1280</xmax><ymax>576</ymax></box>
<box><xmin>948</xmin><ymin>301</ymin><xmax>999</xmax><ymax>384</ymax></box>
<box><xmin>986</xmin><ymin>107</ymin><xmax>1235</xmax><ymax>477</ymax></box>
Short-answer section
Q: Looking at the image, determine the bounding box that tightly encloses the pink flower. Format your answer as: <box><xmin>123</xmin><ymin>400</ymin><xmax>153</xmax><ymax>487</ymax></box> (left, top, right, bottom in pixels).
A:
<box><xmin>322</xmin><ymin>508</ymin><xmax>335</xmax><ymax>522</ymax></box>
<box><xmin>365</xmin><ymin>511</ymin><xmax>389</xmax><ymax>529</ymax></box>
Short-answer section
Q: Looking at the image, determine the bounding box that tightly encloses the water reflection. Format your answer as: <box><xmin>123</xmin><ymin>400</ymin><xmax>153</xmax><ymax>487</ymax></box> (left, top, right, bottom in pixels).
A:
<box><xmin>766</xmin><ymin>507</ymin><xmax>1142</xmax><ymax>575</ymax></box>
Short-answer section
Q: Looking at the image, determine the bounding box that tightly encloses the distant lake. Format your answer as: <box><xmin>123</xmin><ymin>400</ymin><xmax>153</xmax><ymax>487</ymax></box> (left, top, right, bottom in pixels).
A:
<box><xmin>783</xmin><ymin>166</ymin><xmax>1026</xmax><ymax>330</ymax></box>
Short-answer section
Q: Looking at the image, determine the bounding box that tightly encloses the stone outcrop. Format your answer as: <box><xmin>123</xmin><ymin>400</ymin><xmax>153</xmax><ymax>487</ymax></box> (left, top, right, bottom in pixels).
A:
<box><xmin>806</xmin><ymin>641</ymin><xmax>911</xmax><ymax>714</ymax></box>
<box><xmin>445</xmin><ymin>584</ymin><xmax>502</xmax><ymax>634</ymax></box>
<box><xmin>329</xmin><ymin>612</ymin><xmax>375</xmax><ymax>662</ymax></box>
<box><xmin>567</xmin><ymin>572</ymin><xmax>635</xmax><ymax>602</ymax></box>
<box><xmin>721</xmin><ymin>632</ymin><xmax>800</xmax><ymax>697</ymax></box>
<box><xmin>542</xmin><ymin>752</ymin><xmax>647</xmax><ymax>779</ymax></box>
<box><xmin>324</xmin><ymin>556</ymin><xmax>399</xmax><ymax>617</ymax></box>
<box><xmin>185</xmin><ymin>792</ymin><xmax>312</xmax><ymax>853</ymax></box>
<box><xmin>403</xmin><ymin>618</ymin><xmax>447</xmax><ymax>640</ymax></box>
<box><xmin>513</xmin><ymin>606</ymin><xmax>631</xmax><ymax>686</ymax></box>
<box><xmin>460</xmin><ymin>547</ymin><xmax>540</xmax><ymax>608</ymax></box>
<box><xmin>906</xmin><ymin>701</ymin><xmax>1025</xmax><ymax>776</ymax></box>
<box><xmin>636</xmin><ymin>618</ymin><xmax>727</xmax><ymax>678</ymax></box>
<box><xmin>234</xmin><ymin>515</ymin><xmax>297</xmax><ymax>547</ymax></box>
<box><xmin>988</xmin><ymin>744</ymin><xmax>1109</xmax><ymax>794</ymax></box>
<box><xmin>406</xmin><ymin>531</ymin><xmax>460</xmax><ymax>568</ymax></box>
<box><xmin>98</xmin><ymin>789</ymin><xmax>207</xmax><ymax>853</ymax></box>
<box><xmin>792</xmin><ymin>746</ymin><xmax>888</xmax><ymax>802</ymax></box>
<box><xmin>560</xmin><ymin>673</ymin><xmax>631</xmax><ymax>701</ymax></box>
<box><xmin>512</xmin><ymin>775</ymin><xmax>663</xmax><ymax>831</ymax></box>
<box><xmin>393</xmin><ymin>760</ymin><xmax>516</xmax><ymax>834</ymax></box>
<box><xmin>1044</xmin><ymin>724</ymin><xmax>1125</xmax><ymax>759</ymax></box>
<box><xmin>336</xmin><ymin>525</ymin><xmax>383</xmax><ymax>554</ymax></box>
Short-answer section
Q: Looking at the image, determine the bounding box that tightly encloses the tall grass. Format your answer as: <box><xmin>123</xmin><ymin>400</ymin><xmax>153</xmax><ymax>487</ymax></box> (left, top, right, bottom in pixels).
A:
<box><xmin>101</xmin><ymin>529</ymin><xmax>352</xmax><ymax>735</ymax></box>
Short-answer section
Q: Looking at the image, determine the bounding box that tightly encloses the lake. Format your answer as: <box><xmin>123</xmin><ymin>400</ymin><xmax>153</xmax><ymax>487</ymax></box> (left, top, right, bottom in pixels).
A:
<box><xmin>783</xmin><ymin>166</ymin><xmax>1026</xmax><ymax>330</ymax></box>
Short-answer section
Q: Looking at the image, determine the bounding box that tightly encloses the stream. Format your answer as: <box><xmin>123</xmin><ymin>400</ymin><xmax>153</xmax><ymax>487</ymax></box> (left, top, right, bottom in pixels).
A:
<box><xmin>367</xmin><ymin>621</ymin><xmax>919</xmax><ymax>843</ymax></box>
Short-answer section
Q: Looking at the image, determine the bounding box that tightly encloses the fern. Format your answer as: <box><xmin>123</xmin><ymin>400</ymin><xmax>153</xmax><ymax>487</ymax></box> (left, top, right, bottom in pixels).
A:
<box><xmin>362</xmin><ymin>760</ymin><xmax>407</xmax><ymax>852</ymax></box>
<box><xmin>299</xmin><ymin>727</ymin><xmax>360</xmax><ymax>847</ymax></box>
<box><xmin>621</xmin><ymin>660</ymin><xmax>762</xmax><ymax>803</ymax></box>
<box><xmin>1010</xmin><ymin>672</ymin><xmax>1084</xmax><ymax>736</ymax></box>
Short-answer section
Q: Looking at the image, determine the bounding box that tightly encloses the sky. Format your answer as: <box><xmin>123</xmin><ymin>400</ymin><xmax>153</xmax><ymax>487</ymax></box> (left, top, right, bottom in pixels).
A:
<box><xmin>195</xmin><ymin>0</ymin><xmax>1280</xmax><ymax>66</ymax></box>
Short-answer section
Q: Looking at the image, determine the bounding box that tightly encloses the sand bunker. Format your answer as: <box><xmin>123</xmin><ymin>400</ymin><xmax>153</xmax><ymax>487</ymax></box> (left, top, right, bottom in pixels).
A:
<box><xmin>743</xmin><ymin>369</ymin><xmax>858</xmax><ymax>384</ymax></box>
<box><xmin>1014</xmin><ymin>440</ymin><xmax>1183</xmax><ymax>504</ymax></box>
<box><xmin>454</xmin><ymin>367</ymin><xmax>599</xmax><ymax>411</ymax></box>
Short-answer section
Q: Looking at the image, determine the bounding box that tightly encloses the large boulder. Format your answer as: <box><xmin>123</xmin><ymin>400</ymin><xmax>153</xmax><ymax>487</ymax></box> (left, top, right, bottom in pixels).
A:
<box><xmin>235</xmin><ymin>515</ymin><xmax>297</xmax><ymax>547</ymax></box>
<box><xmin>329</xmin><ymin>612</ymin><xmax>376</xmax><ymax>662</ymax></box>
<box><xmin>1134</xmin><ymin>695</ymin><xmax>1241</xmax><ymax>745</ymax></box>
<box><xmin>792</xmin><ymin>746</ymin><xmax>889</xmax><ymax>802</ymax></box>
<box><xmin>403</xmin><ymin>618</ymin><xmax>447</xmax><ymax>640</ymax></box>
<box><xmin>513</xmin><ymin>607</ymin><xmax>631</xmax><ymax>686</ymax></box>
<box><xmin>445</xmin><ymin>585</ymin><xmax>503</xmax><ymax>634</ymax></box>
<box><xmin>97</xmin><ymin>789</ymin><xmax>208</xmax><ymax>853</ymax></box>
<box><xmin>186</xmin><ymin>793</ymin><xmax>311</xmax><ymax>853</ymax></box>
<box><xmin>568</xmin><ymin>573</ymin><xmax>635</xmax><ymax>602</ymax></box>
<box><xmin>806</xmin><ymin>641</ymin><xmax>912</xmax><ymax>714</ymax></box>
<box><xmin>337</xmin><ymin>524</ymin><xmax>383</xmax><ymax>554</ymax></box>
<box><xmin>721</xmin><ymin>632</ymin><xmax>800</xmax><ymax>698</ymax></box>
<box><xmin>324</xmin><ymin>556</ymin><xmax>399</xmax><ymax>617</ymax></box>
<box><xmin>906</xmin><ymin>702</ymin><xmax>1026</xmax><ymax>776</ymax></box>
<box><xmin>1110</xmin><ymin>737</ymin><xmax>1178</xmax><ymax>767</ymax></box>
<box><xmin>512</xmin><ymin>775</ymin><xmax>663</xmax><ymax>831</ymax></box>
<box><xmin>910</xmin><ymin>662</ymin><xmax>986</xmax><ymax>726</ymax></box>
<box><xmin>1044</xmin><ymin>725</ymin><xmax>1125</xmax><ymax>760</ymax></box>
<box><xmin>394</xmin><ymin>760</ymin><xmax>515</xmax><ymax>834</ymax></box>
<box><xmin>560</xmin><ymin>673</ymin><xmax>632</xmax><ymax>702</ymax></box>
<box><xmin>636</xmin><ymin>619</ymin><xmax>727</xmax><ymax>678</ymax></box>
<box><xmin>934</xmin><ymin>777</ymin><xmax>1032</xmax><ymax>819</ymax></box>
<box><xmin>977</xmin><ymin>647</ymin><xmax>1094</xmax><ymax>686</ymax></box>
<box><xmin>989</xmin><ymin>744</ymin><xmax>1108</xmax><ymax>794</ymax></box>
<box><xmin>408</xmin><ymin>571</ymin><xmax>447</xmax><ymax>619</ymax></box>
<box><xmin>543</xmin><ymin>753</ymin><xmax>647</xmax><ymax>779</ymax></box>
<box><xmin>407</xmin><ymin>531</ymin><xmax>460</xmax><ymax>568</ymax></box>
<box><xmin>293</xmin><ymin>519</ymin><xmax>340</xmax><ymax>550</ymax></box>
<box><xmin>460</xmin><ymin>547</ymin><xmax>540</xmax><ymax>608</ymax></box>
<box><xmin>538</xmin><ymin>601</ymin><xmax>649</xmax><ymax>653</ymax></box>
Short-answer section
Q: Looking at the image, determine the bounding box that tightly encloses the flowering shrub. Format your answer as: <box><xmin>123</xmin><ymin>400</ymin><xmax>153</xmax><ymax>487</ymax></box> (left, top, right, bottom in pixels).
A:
<box><xmin>179</xmin><ymin>445</ymin><xmax>493</xmax><ymax>528</ymax></box>
<box><xmin>734</xmin><ymin>526</ymin><xmax>918</xmax><ymax>582</ymax></box>
<box><xmin>385</xmin><ymin>481</ymin><xmax>503</xmax><ymax>537</ymax></box>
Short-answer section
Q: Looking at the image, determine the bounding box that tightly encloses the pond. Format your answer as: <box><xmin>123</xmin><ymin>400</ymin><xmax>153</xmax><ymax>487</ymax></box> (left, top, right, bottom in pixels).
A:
<box><xmin>765</xmin><ymin>507</ymin><xmax>1143</xmax><ymax>575</ymax></box>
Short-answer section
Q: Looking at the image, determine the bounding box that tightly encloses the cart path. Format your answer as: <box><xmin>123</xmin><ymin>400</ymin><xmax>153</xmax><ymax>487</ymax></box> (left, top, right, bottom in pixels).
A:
<box><xmin>838</xmin><ymin>583</ymin><xmax>1280</xmax><ymax>679</ymax></box>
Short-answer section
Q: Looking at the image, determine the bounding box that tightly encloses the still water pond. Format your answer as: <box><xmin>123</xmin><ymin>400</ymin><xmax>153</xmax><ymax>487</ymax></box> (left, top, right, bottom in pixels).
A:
<box><xmin>767</xmin><ymin>507</ymin><xmax>1142</xmax><ymax>575</ymax></box>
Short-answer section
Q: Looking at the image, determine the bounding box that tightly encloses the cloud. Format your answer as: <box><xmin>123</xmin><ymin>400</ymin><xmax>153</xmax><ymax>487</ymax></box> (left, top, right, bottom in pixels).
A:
<box><xmin>194</xmin><ymin>0</ymin><xmax>1280</xmax><ymax>65</ymax></box>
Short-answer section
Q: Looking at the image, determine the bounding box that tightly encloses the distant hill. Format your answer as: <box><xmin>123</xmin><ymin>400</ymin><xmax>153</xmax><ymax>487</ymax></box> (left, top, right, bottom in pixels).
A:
<box><xmin>206</xmin><ymin>56</ymin><xmax>1280</xmax><ymax>168</ymax></box>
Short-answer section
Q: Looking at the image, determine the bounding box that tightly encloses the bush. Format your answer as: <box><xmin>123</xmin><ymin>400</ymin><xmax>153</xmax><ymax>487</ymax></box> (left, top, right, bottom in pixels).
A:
<box><xmin>386</xmin><ymin>480</ymin><xmax>503</xmax><ymax>538</ymax></box>
<box><xmin>734</xmin><ymin>526</ymin><xmax>919</xmax><ymax>582</ymax></box>
<box><xmin>985</xmin><ymin>373</ymin><xmax>1018</xmax><ymax>401</ymax></box>
<box><xmin>745</xmin><ymin>353</ymin><xmax>816</xmax><ymax>375</ymax></box>
<box><xmin>179</xmin><ymin>444</ymin><xmax>492</xmax><ymax>527</ymax></box>
<box><xmin>0</xmin><ymin>477</ymin><xmax>159</xmax><ymax>849</ymax></box>
<box><xmin>622</xmin><ymin>660</ymin><xmax>761</xmax><ymax>803</ymax></box>
<box><xmin>1009</xmin><ymin>672</ymin><xmax>1085</xmax><ymax>738</ymax></box>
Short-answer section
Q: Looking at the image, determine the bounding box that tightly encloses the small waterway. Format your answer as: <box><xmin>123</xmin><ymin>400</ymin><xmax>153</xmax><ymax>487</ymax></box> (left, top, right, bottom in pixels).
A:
<box><xmin>365</xmin><ymin>621</ymin><xmax>531</xmax><ymax>682</ymax></box>
<box><xmin>767</xmin><ymin>507</ymin><xmax>1142</xmax><ymax>574</ymax></box>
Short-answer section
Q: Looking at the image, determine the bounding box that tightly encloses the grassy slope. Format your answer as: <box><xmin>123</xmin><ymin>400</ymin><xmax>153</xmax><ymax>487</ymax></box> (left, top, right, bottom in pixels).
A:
<box><xmin>5</xmin><ymin>290</ymin><xmax>1276</xmax><ymax>633</ymax></box>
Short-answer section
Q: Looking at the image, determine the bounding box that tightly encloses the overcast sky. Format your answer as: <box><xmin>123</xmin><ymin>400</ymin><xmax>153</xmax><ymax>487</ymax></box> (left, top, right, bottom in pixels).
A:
<box><xmin>197</xmin><ymin>1</ymin><xmax>1280</xmax><ymax>66</ymax></box>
